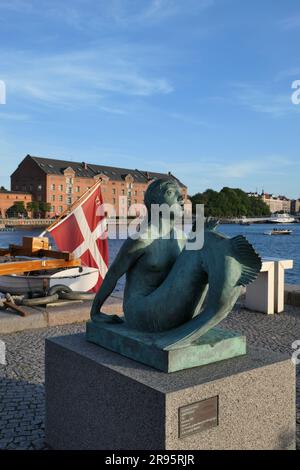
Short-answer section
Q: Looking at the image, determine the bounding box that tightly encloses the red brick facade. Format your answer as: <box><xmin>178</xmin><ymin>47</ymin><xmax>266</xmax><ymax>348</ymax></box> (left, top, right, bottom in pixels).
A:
<box><xmin>11</xmin><ymin>155</ymin><xmax>190</xmax><ymax>218</ymax></box>
<box><xmin>0</xmin><ymin>191</ymin><xmax>32</xmax><ymax>218</ymax></box>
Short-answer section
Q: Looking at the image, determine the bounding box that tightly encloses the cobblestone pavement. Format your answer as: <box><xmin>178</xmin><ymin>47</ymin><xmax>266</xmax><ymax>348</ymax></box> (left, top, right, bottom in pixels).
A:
<box><xmin>0</xmin><ymin>303</ymin><xmax>299</xmax><ymax>450</ymax></box>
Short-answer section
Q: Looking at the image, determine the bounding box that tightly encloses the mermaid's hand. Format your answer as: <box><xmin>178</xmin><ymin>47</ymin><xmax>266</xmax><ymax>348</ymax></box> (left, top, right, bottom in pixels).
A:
<box><xmin>91</xmin><ymin>310</ymin><xmax>123</xmax><ymax>324</ymax></box>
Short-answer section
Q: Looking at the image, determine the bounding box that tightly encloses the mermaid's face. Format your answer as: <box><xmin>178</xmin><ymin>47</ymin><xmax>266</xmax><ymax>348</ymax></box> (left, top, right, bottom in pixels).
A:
<box><xmin>162</xmin><ymin>184</ymin><xmax>184</xmax><ymax>217</ymax></box>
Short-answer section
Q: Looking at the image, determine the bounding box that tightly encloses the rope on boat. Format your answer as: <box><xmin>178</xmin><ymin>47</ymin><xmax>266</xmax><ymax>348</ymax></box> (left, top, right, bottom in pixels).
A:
<box><xmin>22</xmin><ymin>294</ymin><xmax>59</xmax><ymax>306</ymax></box>
<box><xmin>59</xmin><ymin>291</ymin><xmax>95</xmax><ymax>301</ymax></box>
<box><xmin>16</xmin><ymin>284</ymin><xmax>95</xmax><ymax>306</ymax></box>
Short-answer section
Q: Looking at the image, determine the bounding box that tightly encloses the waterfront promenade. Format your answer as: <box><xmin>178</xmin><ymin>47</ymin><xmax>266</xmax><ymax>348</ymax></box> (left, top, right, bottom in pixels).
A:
<box><xmin>0</xmin><ymin>297</ymin><xmax>299</xmax><ymax>450</ymax></box>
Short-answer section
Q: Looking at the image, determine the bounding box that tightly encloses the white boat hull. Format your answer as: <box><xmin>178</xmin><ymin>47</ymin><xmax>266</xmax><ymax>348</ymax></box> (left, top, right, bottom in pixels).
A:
<box><xmin>0</xmin><ymin>267</ymin><xmax>99</xmax><ymax>295</ymax></box>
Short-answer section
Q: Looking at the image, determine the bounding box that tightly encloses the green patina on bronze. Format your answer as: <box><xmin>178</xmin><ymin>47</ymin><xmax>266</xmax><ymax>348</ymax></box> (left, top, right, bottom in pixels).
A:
<box><xmin>86</xmin><ymin>319</ymin><xmax>246</xmax><ymax>373</ymax></box>
<box><xmin>86</xmin><ymin>178</ymin><xmax>261</xmax><ymax>372</ymax></box>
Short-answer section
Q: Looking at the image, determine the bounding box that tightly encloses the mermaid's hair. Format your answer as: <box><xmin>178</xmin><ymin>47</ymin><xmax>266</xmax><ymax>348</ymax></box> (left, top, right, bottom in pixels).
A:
<box><xmin>144</xmin><ymin>178</ymin><xmax>179</xmax><ymax>212</ymax></box>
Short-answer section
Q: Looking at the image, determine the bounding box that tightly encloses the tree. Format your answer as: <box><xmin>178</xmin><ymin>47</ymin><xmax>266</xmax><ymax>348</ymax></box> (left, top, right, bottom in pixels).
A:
<box><xmin>6</xmin><ymin>201</ymin><xmax>28</xmax><ymax>218</ymax></box>
<box><xmin>39</xmin><ymin>202</ymin><xmax>51</xmax><ymax>217</ymax></box>
<box><xmin>27</xmin><ymin>201</ymin><xmax>39</xmax><ymax>217</ymax></box>
<box><xmin>190</xmin><ymin>187</ymin><xmax>271</xmax><ymax>218</ymax></box>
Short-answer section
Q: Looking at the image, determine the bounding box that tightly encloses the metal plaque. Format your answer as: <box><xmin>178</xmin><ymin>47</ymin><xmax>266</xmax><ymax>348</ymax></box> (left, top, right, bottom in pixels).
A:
<box><xmin>178</xmin><ymin>396</ymin><xmax>219</xmax><ymax>438</ymax></box>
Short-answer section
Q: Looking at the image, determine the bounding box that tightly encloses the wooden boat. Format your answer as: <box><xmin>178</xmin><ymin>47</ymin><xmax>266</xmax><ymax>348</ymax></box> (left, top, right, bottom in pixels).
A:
<box><xmin>0</xmin><ymin>236</ymin><xmax>98</xmax><ymax>295</ymax></box>
<box><xmin>0</xmin><ymin>266</ymin><xmax>99</xmax><ymax>295</ymax></box>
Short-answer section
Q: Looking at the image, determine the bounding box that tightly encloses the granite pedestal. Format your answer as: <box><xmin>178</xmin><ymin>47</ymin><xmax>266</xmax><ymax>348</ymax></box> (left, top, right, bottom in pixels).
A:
<box><xmin>45</xmin><ymin>333</ymin><xmax>296</xmax><ymax>450</ymax></box>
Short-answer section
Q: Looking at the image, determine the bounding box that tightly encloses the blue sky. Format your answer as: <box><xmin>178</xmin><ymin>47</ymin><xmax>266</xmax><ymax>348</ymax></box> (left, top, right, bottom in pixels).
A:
<box><xmin>0</xmin><ymin>0</ymin><xmax>300</xmax><ymax>197</ymax></box>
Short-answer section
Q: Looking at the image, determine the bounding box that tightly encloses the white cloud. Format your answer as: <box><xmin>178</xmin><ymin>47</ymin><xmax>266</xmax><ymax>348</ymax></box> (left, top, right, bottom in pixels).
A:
<box><xmin>145</xmin><ymin>155</ymin><xmax>296</xmax><ymax>194</ymax></box>
<box><xmin>0</xmin><ymin>47</ymin><xmax>173</xmax><ymax>108</ymax></box>
<box><xmin>108</xmin><ymin>0</ymin><xmax>214</xmax><ymax>26</ymax></box>
<box><xmin>228</xmin><ymin>82</ymin><xmax>299</xmax><ymax>117</ymax></box>
<box><xmin>0</xmin><ymin>0</ymin><xmax>214</xmax><ymax>30</ymax></box>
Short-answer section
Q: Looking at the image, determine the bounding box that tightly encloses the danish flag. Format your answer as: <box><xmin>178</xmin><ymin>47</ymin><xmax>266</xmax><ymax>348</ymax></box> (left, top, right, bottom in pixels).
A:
<box><xmin>47</xmin><ymin>182</ymin><xmax>109</xmax><ymax>292</ymax></box>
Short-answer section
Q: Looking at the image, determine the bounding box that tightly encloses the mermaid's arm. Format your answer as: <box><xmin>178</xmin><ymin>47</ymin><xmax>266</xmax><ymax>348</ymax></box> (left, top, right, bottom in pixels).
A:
<box><xmin>90</xmin><ymin>238</ymin><xmax>144</xmax><ymax>321</ymax></box>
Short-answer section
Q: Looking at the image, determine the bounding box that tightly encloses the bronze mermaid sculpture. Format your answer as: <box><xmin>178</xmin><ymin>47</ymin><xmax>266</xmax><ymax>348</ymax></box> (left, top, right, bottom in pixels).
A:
<box><xmin>90</xmin><ymin>178</ymin><xmax>262</xmax><ymax>351</ymax></box>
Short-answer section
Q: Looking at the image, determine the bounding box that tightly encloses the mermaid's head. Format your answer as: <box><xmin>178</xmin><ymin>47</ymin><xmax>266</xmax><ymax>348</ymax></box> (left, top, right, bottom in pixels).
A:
<box><xmin>144</xmin><ymin>178</ymin><xmax>184</xmax><ymax>218</ymax></box>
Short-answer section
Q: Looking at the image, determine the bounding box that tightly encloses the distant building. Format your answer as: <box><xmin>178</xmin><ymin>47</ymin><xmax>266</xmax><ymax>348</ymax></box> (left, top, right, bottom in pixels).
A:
<box><xmin>291</xmin><ymin>199</ymin><xmax>300</xmax><ymax>215</ymax></box>
<box><xmin>0</xmin><ymin>190</ymin><xmax>32</xmax><ymax>218</ymax></box>
<box><xmin>11</xmin><ymin>155</ymin><xmax>190</xmax><ymax>218</ymax></box>
<box><xmin>247</xmin><ymin>191</ymin><xmax>291</xmax><ymax>214</ymax></box>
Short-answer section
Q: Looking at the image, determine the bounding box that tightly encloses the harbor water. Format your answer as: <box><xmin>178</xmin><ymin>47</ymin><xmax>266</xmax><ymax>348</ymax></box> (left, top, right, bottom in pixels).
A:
<box><xmin>1</xmin><ymin>224</ymin><xmax>300</xmax><ymax>292</ymax></box>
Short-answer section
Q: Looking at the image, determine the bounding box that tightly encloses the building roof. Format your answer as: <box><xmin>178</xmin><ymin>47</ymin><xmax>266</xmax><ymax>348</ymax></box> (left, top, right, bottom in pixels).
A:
<box><xmin>22</xmin><ymin>155</ymin><xmax>186</xmax><ymax>188</ymax></box>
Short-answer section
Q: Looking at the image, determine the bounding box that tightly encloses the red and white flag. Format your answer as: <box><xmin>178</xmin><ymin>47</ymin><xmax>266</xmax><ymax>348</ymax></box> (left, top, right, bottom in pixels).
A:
<box><xmin>47</xmin><ymin>182</ymin><xmax>108</xmax><ymax>292</ymax></box>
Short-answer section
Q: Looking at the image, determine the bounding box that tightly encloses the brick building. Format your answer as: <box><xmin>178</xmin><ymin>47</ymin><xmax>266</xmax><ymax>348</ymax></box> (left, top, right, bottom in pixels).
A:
<box><xmin>11</xmin><ymin>155</ymin><xmax>190</xmax><ymax>218</ymax></box>
<box><xmin>261</xmin><ymin>193</ymin><xmax>291</xmax><ymax>214</ymax></box>
<box><xmin>248</xmin><ymin>191</ymin><xmax>292</xmax><ymax>214</ymax></box>
<box><xmin>0</xmin><ymin>190</ymin><xmax>32</xmax><ymax>218</ymax></box>
<box><xmin>291</xmin><ymin>199</ymin><xmax>300</xmax><ymax>215</ymax></box>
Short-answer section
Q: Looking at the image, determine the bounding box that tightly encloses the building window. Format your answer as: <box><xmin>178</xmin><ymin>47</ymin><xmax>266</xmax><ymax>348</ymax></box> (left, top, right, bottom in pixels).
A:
<box><xmin>121</xmin><ymin>189</ymin><xmax>125</xmax><ymax>195</ymax></box>
<box><xmin>59</xmin><ymin>184</ymin><xmax>63</xmax><ymax>191</ymax></box>
<box><xmin>50</xmin><ymin>206</ymin><xmax>55</xmax><ymax>212</ymax></box>
<box><xmin>59</xmin><ymin>206</ymin><xmax>63</xmax><ymax>213</ymax></box>
<box><xmin>66</xmin><ymin>197</ymin><xmax>72</xmax><ymax>205</ymax></box>
<box><xmin>37</xmin><ymin>184</ymin><xmax>42</xmax><ymax>191</ymax></box>
<box><xmin>112</xmin><ymin>188</ymin><xmax>116</xmax><ymax>195</ymax></box>
<box><xmin>51</xmin><ymin>195</ymin><xmax>55</xmax><ymax>201</ymax></box>
<box><xmin>134</xmin><ymin>191</ymin><xmax>137</xmax><ymax>196</ymax></box>
<box><xmin>112</xmin><ymin>198</ymin><xmax>116</xmax><ymax>204</ymax></box>
<box><xmin>66</xmin><ymin>177</ymin><xmax>73</xmax><ymax>184</ymax></box>
<box><xmin>51</xmin><ymin>184</ymin><xmax>55</xmax><ymax>190</ymax></box>
<box><xmin>76</xmin><ymin>186</ymin><xmax>80</xmax><ymax>192</ymax></box>
<box><xmin>67</xmin><ymin>186</ymin><xmax>72</xmax><ymax>194</ymax></box>
<box><xmin>58</xmin><ymin>195</ymin><xmax>63</xmax><ymax>202</ymax></box>
<box><xmin>134</xmin><ymin>199</ymin><xmax>137</xmax><ymax>204</ymax></box>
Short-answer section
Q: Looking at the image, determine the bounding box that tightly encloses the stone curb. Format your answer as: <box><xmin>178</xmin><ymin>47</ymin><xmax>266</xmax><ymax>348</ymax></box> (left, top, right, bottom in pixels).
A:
<box><xmin>0</xmin><ymin>294</ymin><xmax>123</xmax><ymax>335</ymax></box>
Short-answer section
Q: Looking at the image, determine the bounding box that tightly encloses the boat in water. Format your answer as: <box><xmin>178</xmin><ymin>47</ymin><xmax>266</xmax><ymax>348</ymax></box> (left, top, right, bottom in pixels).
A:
<box><xmin>264</xmin><ymin>228</ymin><xmax>293</xmax><ymax>236</ymax></box>
<box><xmin>268</xmin><ymin>213</ymin><xmax>295</xmax><ymax>224</ymax></box>
<box><xmin>0</xmin><ymin>223</ymin><xmax>15</xmax><ymax>232</ymax></box>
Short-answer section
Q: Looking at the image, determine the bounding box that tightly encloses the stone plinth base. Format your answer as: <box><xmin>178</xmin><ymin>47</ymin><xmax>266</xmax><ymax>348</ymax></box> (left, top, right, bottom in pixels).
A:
<box><xmin>45</xmin><ymin>334</ymin><xmax>296</xmax><ymax>450</ymax></box>
<box><xmin>86</xmin><ymin>320</ymin><xmax>246</xmax><ymax>372</ymax></box>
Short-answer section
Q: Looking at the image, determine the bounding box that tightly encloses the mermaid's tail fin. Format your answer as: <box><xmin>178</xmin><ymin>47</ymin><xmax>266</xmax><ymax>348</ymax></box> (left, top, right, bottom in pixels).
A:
<box><xmin>155</xmin><ymin>233</ymin><xmax>262</xmax><ymax>351</ymax></box>
<box><xmin>231</xmin><ymin>235</ymin><xmax>262</xmax><ymax>286</ymax></box>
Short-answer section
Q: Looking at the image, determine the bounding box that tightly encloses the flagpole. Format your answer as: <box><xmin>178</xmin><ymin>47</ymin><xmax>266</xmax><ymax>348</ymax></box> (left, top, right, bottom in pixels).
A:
<box><xmin>39</xmin><ymin>178</ymin><xmax>102</xmax><ymax>237</ymax></box>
